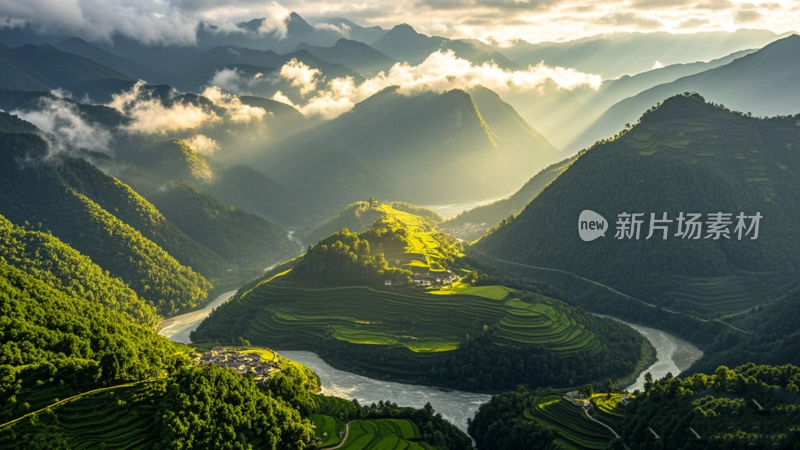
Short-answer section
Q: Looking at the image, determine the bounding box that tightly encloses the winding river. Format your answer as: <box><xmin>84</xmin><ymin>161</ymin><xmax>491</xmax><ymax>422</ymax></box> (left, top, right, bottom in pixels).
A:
<box><xmin>159</xmin><ymin>290</ymin><xmax>702</xmax><ymax>431</ymax></box>
<box><xmin>156</xmin><ymin>229</ymin><xmax>703</xmax><ymax>432</ymax></box>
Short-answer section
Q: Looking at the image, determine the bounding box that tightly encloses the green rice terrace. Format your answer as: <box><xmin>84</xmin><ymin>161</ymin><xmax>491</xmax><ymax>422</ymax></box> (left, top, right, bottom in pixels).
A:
<box><xmin>193</xmin><ymin>269</ymin><xmax>648</xmax><ymax>392</ymax></box>
<box><xmin>524</xmin><ymin>392</ymin><xmax>628</xmax><ymax>450</ymax></box>
<box><xmin>311</xmin><ymin>416</ymin><xmax>431</xmax><ymax>450</ymax></box>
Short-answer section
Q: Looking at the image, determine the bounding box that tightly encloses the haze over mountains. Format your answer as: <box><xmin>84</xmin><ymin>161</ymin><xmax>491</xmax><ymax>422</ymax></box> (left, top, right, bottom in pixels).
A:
<box><xmin>3</xmin><ymin>5</ymin><xmax>800</xmax><ymax>448</ymax></box>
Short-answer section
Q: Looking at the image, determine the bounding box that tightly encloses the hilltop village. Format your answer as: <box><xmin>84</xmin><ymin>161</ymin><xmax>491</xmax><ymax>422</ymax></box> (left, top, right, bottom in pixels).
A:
<box><xmin>195</xmin><ymin>347</ymin><xmax>279</xmax><ymax>380</ymax></box>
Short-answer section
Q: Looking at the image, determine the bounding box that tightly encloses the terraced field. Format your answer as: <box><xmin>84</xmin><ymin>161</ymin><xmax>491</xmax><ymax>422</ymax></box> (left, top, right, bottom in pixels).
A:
<box><xmin>372</xmin><ymin>204</ymin><xmax>462</xmax><ymax>273</ymax></box>
<box><xmin>525</xmin><ymin>394</ymin><xmax>615</xmax><ymax>450</ymax></box>
<box><xmin>590</xmin><ymin>393</ymin><xmax>627</xmax><ymax>428</ymax></box>
<box><xmin>200</xmin><ymin>274</ymin><xmax>601</xmax><ymax>362</ymax></box>
<box><xmin>0</xmin><ymin>381</ymin><xmax>165</xmax><ymax>450</ymax></box>
<box><xmin>326</xmin><ymin>418</ymin><xmax>430</xmax><ymax>450</ymax></box>
<box><xmin>664</xmin><ymin>276</ymin><xmax>764</xmax><ymax>315</ymax></box>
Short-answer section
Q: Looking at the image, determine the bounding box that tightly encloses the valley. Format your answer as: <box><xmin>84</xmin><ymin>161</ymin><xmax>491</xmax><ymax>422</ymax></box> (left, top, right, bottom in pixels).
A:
<box><xmin>2</xmin><ymin>6</ymin><xmax>800</xmax><ymax>449</ymax></box>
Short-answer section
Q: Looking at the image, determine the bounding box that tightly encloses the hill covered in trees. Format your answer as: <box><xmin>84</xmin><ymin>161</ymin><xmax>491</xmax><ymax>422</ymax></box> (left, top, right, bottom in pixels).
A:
<box><xmin>193</xmin><ymin>206</ymin><xmax>649</xmax><ymax>393</ymax></box>
<box><xmin>0</xmin><ymin>116</ymin><xmax>212</xmax><ymax>315</ymax></box>
<box><xmin>468</xmin><ymin>363</ymin><xmax>800</xmax><ymax>450</ymax></box>
<box><xmin>0</xmin><ymin>214</ymin><xmax>157</xmax><ymax>326</ymax></box>
<box><xmin>301</xmin><ymin>199</ymin><xmax>443</xmax><ymax>248</ymax></box>
<box><xmin>474</xmin><ymin>93</ymin><xmax>800</xmax><ymax>319</ymax></box>
<box><xmin>258</xmin><ymin>86</ymin><xmax>561</xmax><ymax>214</ymax></box>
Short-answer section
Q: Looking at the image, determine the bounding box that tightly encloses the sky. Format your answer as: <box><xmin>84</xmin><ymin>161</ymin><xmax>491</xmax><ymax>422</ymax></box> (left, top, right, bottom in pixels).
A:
<box><xmin>0</xmin><ymin>0</ymin><xmax>798</xmax><ymax>46</ymax></box>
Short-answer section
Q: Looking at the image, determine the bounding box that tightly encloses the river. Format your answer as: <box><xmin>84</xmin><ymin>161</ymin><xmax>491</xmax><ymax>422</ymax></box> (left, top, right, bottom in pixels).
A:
<box><xmin>157</xmin><ymin>230</ymin><xmax>702</xmax><ymax>431</ymax></box>
<box><xmin>159</xmin><ymin>297</ymin><xmax>703</xmax><ymax>431</ymax></box>
<box><xmin>423</xmin><ymin>196</ymin><xmax>507</xmax><ymax>219</ymax></box>
<box><xmin>597</xmin><ymin>315</ymin><xmax>704</xmax><ymax>392</ymax></box>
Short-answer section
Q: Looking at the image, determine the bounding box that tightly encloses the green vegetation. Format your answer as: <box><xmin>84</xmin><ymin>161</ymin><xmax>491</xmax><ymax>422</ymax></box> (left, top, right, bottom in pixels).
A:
<box><xmin>0</xmin><ymin>125</ymin><xmax>212</xmax><ymax>315</ymax></box>
<box><xmin>0</xmin><ymin>259</ymin><xmax>181</xmax><ymax>423</ymax></box>
<box><xmin>143</xmin><ymin>181</ymin><xmax>297</xmax><ymax>274</ymax></box>
<box><xmin>302</xmin><ymin>200</ymin><xmax>443</xmax><ymax>244</ymax></box>
<box><xmin>475</xmin><ymin>94</ymin><xmax>800</xmax><ymax>319</ymax></box>
<box><xmin>620</xmin><ymin>364</ymin><xmax>800</xmax><ymax>449</ymax></box>
<box><xmin>194</xmin><ymin>269</ymin><xmax>645</xmax><ymax>391</ymax></box>
<box><xmin>289</xmin><ymin>204</ymin><xmax>464</xmax><ymax>288</ymax></box>
<box><xmin>0</xmin><ymin>214</ymin><xmax>158</xmax><ymax>326</ymax></box>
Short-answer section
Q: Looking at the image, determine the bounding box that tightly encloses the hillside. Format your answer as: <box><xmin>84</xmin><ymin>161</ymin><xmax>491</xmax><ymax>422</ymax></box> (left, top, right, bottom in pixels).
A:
<box><xmin>373</xmin><ymin>24</ymin><xmax>518</xmax><ymax>68</ymax></box>
<box><xmin>474</xmin><ymin>93</ymin><xmax>800</xmax><ymax>319</ymax></box>
<box><xmin>499</xmin><ymin>29</ymin><xmax>783</xmax><ymax>79</ymax></box>
<box><xmin>0</xmin><ymin>43</ymin><xmax>129</xmax><ymax>91</ymax></box>
<box><xmin>441</xmin><ymin>158</ymin><xmax>573</xmax><ymax>241</ymax></box>
<box><xmin>141</xmin><ymin>181</ymin><xmax>298</xmax><ymax>273</ymax></box>
<box><xmin>193</xmin><ymin>206</ymin><xmax>648</xmax><ymax>392</ymax></box>
<box><xmin>570</xmin><ymin>34</ymin><xmax>800</xmax><ymax>152</ymax></box>
<box><xmin>295</xmin><ymin>38</ymin><xmax>397</xmax><ymax>75</ymax></box>
<box><xmin>0</xmin><ymin>214</ymin><xmax>158</xmax><ymax>327</ymax></box>
<box><xmin>301</xmin><ymin>200</ymin><xmax>443</xmax><ymax>244</ymax></box>
<box><xmin>52</xmin><ymin>37</ymin><xmax>150</xmax><ymax>81</ymax></box>
<box><xmin>262</xmin><ymin>86</ymin><xmax>560</xmax><ymax>212</ymax></box>
<box><xmin>108</xmin><ymin>139</ymin><xmax>311</xmax><ymax>228</ymax></box>
<box><xmin>469</xmin><ymin>364</ymin><xmax>800</xmax><ymax>450</ymax></box>
<box><xmin>0</xmin><ymin>118</ymin><xmax>213</xmax><ymax>315</ymax></box>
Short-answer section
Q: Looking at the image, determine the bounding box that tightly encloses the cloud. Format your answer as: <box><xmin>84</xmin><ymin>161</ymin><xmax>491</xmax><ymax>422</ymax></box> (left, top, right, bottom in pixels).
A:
<box><xmin>596</xmin><ymin>12</ymin><xmax>663</xmax><ymax>29</ymax></box>
<box><xmin>734</xmin><ymin>9</ymin><xmax>762</xmax><ymax>22</ymax></box>
<box><xmin>677</xmin><ymin>17</ymin><xmax>711</xmax><ymax>28</ymax></box>
<box><xmin>0</xmin><ymin>15</ymin><xmax>25</xmax><ymax>28</ymax></box>
<box><xmin>279</xmin><ymin>59</ymin><xmax>322</xmax><ymax>96</ymax></box>
<box><xmin>11</xmin><ymin>91</ymin><xmax>112</xmax><ymax>155</ymax></box>
<box><xmin>0</xmin><ymin>0</ymin><xmax>198</xmax><ymax>45</ymax></box>
<box><xmin>278</xmin><ymin>50</ymin><xmax>602</xmax><ymax>119</ymax></box>
<box><xmin>200</xmin><ymin>86</ymin><xmax>269</xmax><ymax>123</ymax></box>
<box><xmin>313</xmin><ymin>22</ymin><xmax>350</xmax><ymax>35</ymax></box>
<box><xmin>184</xmin><ymin>134</ymin><xmax>220</xmax><ymax>155</ymax></box>
<box><xmin>109</xmin><ymin>81</ymin><xmax>221</xmax><ymax>134</ymax></box>
<box><xmin>210</xmin><ymin>67</ymin><xmax>270</xmax><ymax>95</ymax></box>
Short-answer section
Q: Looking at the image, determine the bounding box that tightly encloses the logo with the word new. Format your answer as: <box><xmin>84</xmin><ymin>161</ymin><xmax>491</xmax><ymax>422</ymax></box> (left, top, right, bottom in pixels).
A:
<box><xmin>578</xmin><ymin>210</ymin><xmax>608</xmax><ymax>241</ymax></box>
<box><xmin>579</xmin><ymin>211</ymin><xmax>762</xmax><ymax>241</ymax></box>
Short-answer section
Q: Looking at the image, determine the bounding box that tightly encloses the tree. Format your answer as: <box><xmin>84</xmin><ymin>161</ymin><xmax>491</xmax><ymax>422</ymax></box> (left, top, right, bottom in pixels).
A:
<box><xmin>236</xmin><ymin>337</ymin><xmax>251</xmax><ymax>350</ymax></box>
<box><xmin>606</xmin><ymin>379</ymin><xmax>615</xmax><ymax>397</ymax></box>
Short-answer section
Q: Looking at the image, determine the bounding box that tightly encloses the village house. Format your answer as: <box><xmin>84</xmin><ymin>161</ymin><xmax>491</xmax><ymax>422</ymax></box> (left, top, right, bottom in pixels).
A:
<box><xmin>196</xmin><ymin>348</ymin><xmax>278</xmax><ymax>381</ymax></box>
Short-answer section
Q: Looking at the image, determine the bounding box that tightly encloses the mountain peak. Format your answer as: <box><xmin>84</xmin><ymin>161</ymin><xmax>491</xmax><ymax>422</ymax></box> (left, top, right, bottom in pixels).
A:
<box><xmin>390</xmin><ymin>23</ymin><xmax>418</xmax><ymax>36</ymax></box>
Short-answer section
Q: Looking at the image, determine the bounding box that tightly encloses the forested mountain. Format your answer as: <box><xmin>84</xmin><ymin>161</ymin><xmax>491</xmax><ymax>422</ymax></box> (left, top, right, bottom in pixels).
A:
<box><xmin>0</xmin><ymin>258</ymin><xmax>182</xmax><ymax>422</ymax></box>
<box><xmin>468</xmin><ymin>364</ymin><xmax>800</xmax><ymax>450</ymax></box>
<box><xmin>570</xmin><ymin>34</ymin><xmax>800</xmax><ymax>152</ymax></box>
<box><xmin>194</xmin><ymin>205</ymin><xmax>649</xmax><ymax>393</ymax></box>
<box><xmin>497</xmin><ymin>29</ymin><xmax>784</xmax><ymax>79</ymax></box>
<box><xmin>373</xmin><ymin>24</ymin><xmax>518</xmax><ymax>67</ymax></box>
<box><xmin>620</xmin><ymin>364</ymin><xmax>800</xmax><ymax>449</ymax></box>
<box><xmin>0</xmin><ymin>113</ymin><xmax>212</xmax><ymax>315</ymax></box>
<box><xmin>301</xmin><ymin>199</ymin><xmax>443</xmax><ymax>244</ymax></box>
<box><xmin>475</xmin><ymin>93</ymin><xmax>800</xmax><ymax>318</ymax></box>
<box><xmin>0</xmin><ymin>43</ymin><xmax>129</xmax><ymax>91</ymax></box>
<box><xmin>52</xmin><ymin>37</ymin><xmax>150</xmax><ymax>81</ymax></box>
<box><xmin>0</xmin><ymin>214</ymin><xmax>158</xmax><ymax>327</ymax></box>
<box><xmin>294</xmin><ymin>38</ymin><xmax>397</xmax><ymax>75</ymax></box>
<box><xmin>106</xmin><ymin>139</ymin><xmax>311</xmax><ymax>228</ymax></box>
<box><xmin>441</xmin><ymin>158</ymin><xmax>573</xmax><ymax>241</ymax></box>
<box><xmin>261</xmin><ymin>86</ymin><xmax>561</xmax><ymax>214</ymax></box>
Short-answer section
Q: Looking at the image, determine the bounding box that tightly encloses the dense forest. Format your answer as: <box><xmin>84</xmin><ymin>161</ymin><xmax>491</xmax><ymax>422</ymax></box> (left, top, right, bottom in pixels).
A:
<box><xmin>0</xmin><ymin>214</ymin><xmax>158</xmax><ymax>326</ymax></box>
<box><xmin>474</xmin><ymin>94</ymin><xmax>800</xmax><ymax>319</ymax></box>
<box><xmin>620</xmin><ymin>364</ymin><xmax>800</xmax><ymax>449</ymax></box>
<box><xmin>0</xmin><ymin>125</ymin><xmax>212</xmax><ymax>315</ymax></box>
<box><xmin>289</xmin><ymin>227</ymin><xmax>414</xmax><ymax>287</ymax></box>
<box><xmin>468</xmin><ymin>364</ymin><xmax>800</xmax><ymax>450</ymax></box>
